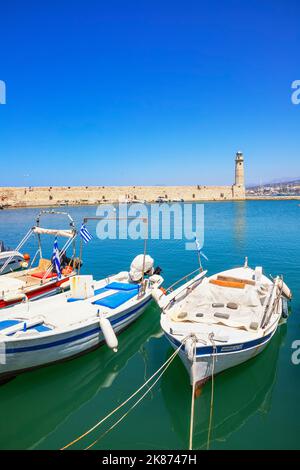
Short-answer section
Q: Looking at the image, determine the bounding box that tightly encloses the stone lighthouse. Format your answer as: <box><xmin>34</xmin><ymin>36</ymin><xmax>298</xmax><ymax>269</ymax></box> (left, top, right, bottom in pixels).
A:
<box><xmin>233</xmin><ymin>151</ymin><xmax>245</xmax><ymax>199</ymax></box>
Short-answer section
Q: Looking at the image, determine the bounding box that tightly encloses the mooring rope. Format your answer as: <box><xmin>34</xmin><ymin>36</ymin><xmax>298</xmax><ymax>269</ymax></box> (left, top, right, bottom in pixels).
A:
<box><xmin>188</xmin><ymin>338</ymin><xmax>197</xmax><ymax>450</ymax></box>
<box><xmin>84</xmin><ymin>343</ymin><xmax>183</xmax><ymax>450</ymax></box>
<box><xmin>206</xmin><ymin>334</ymin><xmax>217</xmax><ymax>450</ymax></box>
<box><xmin>61</xmin><ymin>341</ymin><xmax>185</xmax><ymax>450</ymax></box>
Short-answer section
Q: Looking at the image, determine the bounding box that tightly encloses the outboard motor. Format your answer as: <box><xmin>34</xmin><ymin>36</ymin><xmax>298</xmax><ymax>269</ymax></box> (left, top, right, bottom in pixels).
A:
<box><xmin>153</xmin><ymin>266</ymin><xmax>162</xmax><ymax>276</ymax></box>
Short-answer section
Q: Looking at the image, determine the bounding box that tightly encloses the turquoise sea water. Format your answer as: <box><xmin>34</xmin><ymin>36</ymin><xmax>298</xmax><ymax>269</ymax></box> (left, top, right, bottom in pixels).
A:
<box><xmin>0</xmin><ymin>200</ymin><xmax>299</xmax><ymax>450</ymax></box>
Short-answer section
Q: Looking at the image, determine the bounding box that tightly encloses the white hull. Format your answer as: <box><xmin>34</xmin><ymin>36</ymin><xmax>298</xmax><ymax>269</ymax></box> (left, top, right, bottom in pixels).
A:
<box><xmin>0</xmin><ymin>294</ymin><xmax>151</xmax><ymax>380</ymax></box>
<box><xmin>0</xmin><ymin>251</ymin><xmax>24</xmax><ymax>275</ymax></box>
<box><xmin>167</xmin><ymin>325</ymin><xmax>276</xmax><ymax>386</ymax></box>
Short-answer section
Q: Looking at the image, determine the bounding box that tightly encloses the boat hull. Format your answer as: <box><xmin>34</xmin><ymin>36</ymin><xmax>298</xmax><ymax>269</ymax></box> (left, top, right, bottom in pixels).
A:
<box><xmin>0</xmin><ymin>296</ymin><xmax>152</xmax><ymax>380</ymax></box>
<box><xmin>0</xmin><ymin>253</ymin><xmax>24</xmax><ymax>275</ymax></box>
<box><xmin>165</xmin><ymin>326</ymin><xmax>277</xmax><ymax>386</ymax></box>
<box><xmin>0</xmin><ymin>275</ymin><xmax>72</xmax><ymax>310</ymax></box>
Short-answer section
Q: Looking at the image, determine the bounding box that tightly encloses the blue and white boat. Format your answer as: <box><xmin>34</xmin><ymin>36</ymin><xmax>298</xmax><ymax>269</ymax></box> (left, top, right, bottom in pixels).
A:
<box><xmin>0</xmin><ymin>254</ymin><xmax>163</xmax><ymax>381</ymax></box>
<box><xmin>0</xmin><ymin>241</ymin><xmax>25</xmax><ymax>275</ymax></box>
<box><xmin>152</xmin><ymin>260</ymin><xmax>292</xmax><ymax>388</ymax></box>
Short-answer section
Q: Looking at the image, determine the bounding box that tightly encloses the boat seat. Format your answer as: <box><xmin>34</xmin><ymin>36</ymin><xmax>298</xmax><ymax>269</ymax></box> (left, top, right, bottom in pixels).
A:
<box><xmin>34</xmin><ymin>324</ymin><xmax>52</xmax><ymax>332</ymax></box>
<box><xmin>210</xmin><ymin>279</ymin><xmax>245</xmax><ymax>289</ymax></box>
<box><xmin>92</xmin><ymin>289</ymin><xmax>138</xmax><ymax>309</ymax></box>
<box><xmin>0</xmin><ymin>319</ymin><xmax>52</xmax><ymax>335</ymax></box>
<box><xmin>31</xmin><ymin>272</ymin><xmax>57</xmax><ymax>279</ymax></box>
<box><xmin>66</xmin><ymin>284</ymin><xmax>139</xmax><ymax>303</ymax></box>
<box><xmin>0</xmin><ymin>319</ymin><xmax>20</xmax><ymax>330</ymax></box>
<box><xmin>37</xmin><ymin>258</ymin><xmax>52</xmax><ymax>271</ymax></box>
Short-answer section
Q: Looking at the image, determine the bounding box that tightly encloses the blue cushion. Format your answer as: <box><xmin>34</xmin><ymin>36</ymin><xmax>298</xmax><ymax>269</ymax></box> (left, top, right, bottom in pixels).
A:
<box><xmin>94</xmin><ymin>287</ymin><xmax>108</xmax><ymax>295</ymax></box>
<box><xmin>67</xmin><ymin>287</ymin><xmax>110</xmax><ymax>303</ymax></box>
<box><xmin>34</xmin><ymin>324</ymin><xmax>52</xmax><ymax>332</ymax></box>
<box><xmin>92</xmin><ymin>289</ymin><xmax>138</xmax><ymax>309</ymax></box>
<box><xmin>105</xmin><ymin>282</ymin><xmax>139</xmax><ymax>292</ymax></box>
<box><xmin>0</xmin><ymin>319</ymin><xmax>52</xmax><ymax>335</ymax></box>
<box><xmin>0</xmin><ymin>320</ymin><xmax>20</xmax><ymax>331</ymax></box>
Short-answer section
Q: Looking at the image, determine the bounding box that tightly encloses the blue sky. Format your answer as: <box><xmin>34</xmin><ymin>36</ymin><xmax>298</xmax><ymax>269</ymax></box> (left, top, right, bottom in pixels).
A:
<box><xmin>0</xmin><ymin>0</ymin><xmax>299</xmax><ymax>187</ymax></box>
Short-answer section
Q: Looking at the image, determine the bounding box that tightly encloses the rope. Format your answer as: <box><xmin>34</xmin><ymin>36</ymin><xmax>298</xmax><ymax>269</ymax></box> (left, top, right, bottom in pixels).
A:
<box><xmin>189</xmin><ymin>380</ymin><xmax>196</xmax><ymax>450</ymax></box>
<box><xmin>84</xmin><ymin>343</ymin><xmax>182</xmax><ymax>450</ymax></box>
<box><xmin>207</xmin><ymin>334</ymin><xmax>217</xmax><ymax>450</ymax></box>
<box><xmin>188</xmin><ymin>338</ymin><xmax>197</xmax><ymax>450</ymax></box>
<box><xmin>61</xmin><ymin>342</ymin><xmax>185</xmax><ymax>450</ymax></box>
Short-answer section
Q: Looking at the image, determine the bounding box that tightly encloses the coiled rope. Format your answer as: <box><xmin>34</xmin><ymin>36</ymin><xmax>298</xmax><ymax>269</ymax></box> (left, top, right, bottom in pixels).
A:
<box><xmin>61</xmin><ymin>341</ymin><xmax>185</xmax><ymax>450</ymax></box>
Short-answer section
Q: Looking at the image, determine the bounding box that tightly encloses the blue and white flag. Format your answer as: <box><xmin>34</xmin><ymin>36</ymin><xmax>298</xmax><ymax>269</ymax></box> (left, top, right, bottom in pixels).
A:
<box><xmin>80</xmin><ymin>223</ymin><xmax>93</xmax><ymax>244</ymax></box>
<box><xmin>52</xmin><ymin>238</ymin><xmax>62</xmax><ymax>279</ymax></box>
<box><xmin>194</xmin><ymin>237</ymin><xmax>201</xmax><ymax>252</ymax></box>
<box><xmin>194</xmin><ymin>237</ymin><xmax>208</xmax><ymax>261</ymax></box>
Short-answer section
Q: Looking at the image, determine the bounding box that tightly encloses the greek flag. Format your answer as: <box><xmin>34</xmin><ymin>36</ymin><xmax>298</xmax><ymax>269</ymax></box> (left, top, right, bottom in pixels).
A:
<box><xmin>80</xmin><ymin>223</ymin><xmax>93</xmax><ymax>244</ymax></box>
<box><xmin>194</xmin><ymin>237</ymin><xmax>208</xmax><ymax>261</ymax></box>
<box><xmin>52</xmin><ymin>238</ymin><xmax>62</xmax><ymax>279</ymax></box>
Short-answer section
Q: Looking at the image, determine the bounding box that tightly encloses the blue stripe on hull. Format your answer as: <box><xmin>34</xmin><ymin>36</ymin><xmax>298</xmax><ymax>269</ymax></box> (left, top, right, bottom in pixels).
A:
<box><xmin>165</xmin><ymin>330</ymin><xmax>273</xmax><ymax>357</ymax></box>
<box><xmin>5</xmin><ymin>296</ymin><xmax>151</xmax><ymax>354</ymax></box>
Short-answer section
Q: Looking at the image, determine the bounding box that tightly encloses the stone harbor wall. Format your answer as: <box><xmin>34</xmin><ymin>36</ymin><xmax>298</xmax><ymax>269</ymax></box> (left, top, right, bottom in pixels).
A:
<box><xmin>0</xmin><ymin>184</ymin><xmax>245</xmax><ymax>208</ymax></box>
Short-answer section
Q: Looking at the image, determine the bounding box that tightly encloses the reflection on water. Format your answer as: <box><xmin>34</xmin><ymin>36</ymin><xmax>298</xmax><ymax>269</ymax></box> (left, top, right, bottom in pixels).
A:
<box><xmin>233</xmin><ymin>201</ymin><xmax>246</xmax><ymax>249</ymax></box>
<box><xmin>161</xmin><ymin>325</ymin><xmax>286</xmax><ymax>449</ymax></box>
<box><xmin>0</xmin><ymin>201</ymin><xmax>299</xmax><ymax>449</ymax></box>
<box><xmin>0</xmin><ymin>307</ymin><xmax>162</xmax><ymax>450</ymax></box>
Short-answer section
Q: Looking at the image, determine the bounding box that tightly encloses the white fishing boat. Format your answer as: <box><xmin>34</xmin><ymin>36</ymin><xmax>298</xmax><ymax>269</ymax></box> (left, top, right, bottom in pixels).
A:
<box><xmin>0</xmin><ymin>241</ymin><xmax>25</xmax><ymax>275</ymax></box>
<box><xmin>0</xmin><ymin>210</ymin><xmax>80</xmax><ymax>309</ymax></box>
<box><xmin>0</xmin><ymin>215</ymin><xmax>163</xmax><ymax>380</ymax></box>
<box><xmin>0</xmin><ymin>257</ymin><xmax>163</xmax><ymax>381</ymax></box>
<box><xmin>152</xmin><ymin>259</ymin><xmax>292</xmax><ymax>388</ymax></box>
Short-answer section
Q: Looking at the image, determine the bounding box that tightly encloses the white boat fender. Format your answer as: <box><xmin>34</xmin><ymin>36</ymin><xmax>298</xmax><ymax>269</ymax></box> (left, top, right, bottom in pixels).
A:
<box><xmin>98</xmin><ymin>311</ymin><xmax>118</xmax><ymax>352</ymax></box>
<box><xmin>282</xmin><ymin>281</ymin><xmax>292</xmax><ymax>300</ymax></box>
<box><xmin>277</xmin><ymin>278</ymin><xmax>292</xmax><ymax>300</ymax></box>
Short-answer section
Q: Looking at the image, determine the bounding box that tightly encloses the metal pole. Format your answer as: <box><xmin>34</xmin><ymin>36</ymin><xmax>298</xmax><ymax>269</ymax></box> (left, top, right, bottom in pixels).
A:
<box><xmin>197</xmin><ymin>250</ymin><xmax>203</xmax><ymax>272</ymax></box>
<box><xmin>78</xmin><ymin>237</ymin><xmax>83</xmax><ymax>275</ymax></box>
<box><xmin>140</xmin><ymin>218</ymin><xmax>148</xmax><ymax>296</ymax></box>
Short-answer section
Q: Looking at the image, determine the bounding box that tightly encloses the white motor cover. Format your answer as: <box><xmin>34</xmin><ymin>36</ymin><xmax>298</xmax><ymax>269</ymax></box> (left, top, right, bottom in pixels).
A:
<box><xmin>129</xmin><ymin>254</ymin><xmax>154</xmax><ymax>282</ymax></box>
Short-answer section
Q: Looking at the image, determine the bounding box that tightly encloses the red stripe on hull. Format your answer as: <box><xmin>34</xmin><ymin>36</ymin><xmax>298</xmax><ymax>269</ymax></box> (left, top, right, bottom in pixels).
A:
<box><xmin>0</xmin><ymin>276</ymin><xmax>72</xmax><ymax>310</ymax></box>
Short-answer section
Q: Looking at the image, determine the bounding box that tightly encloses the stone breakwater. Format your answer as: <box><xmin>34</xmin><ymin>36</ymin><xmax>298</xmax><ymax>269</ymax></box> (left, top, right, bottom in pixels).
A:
<box><xmin>0</xmin><ymin>185</ymin><xmax>246</xmax><ymax>208</ymax></box>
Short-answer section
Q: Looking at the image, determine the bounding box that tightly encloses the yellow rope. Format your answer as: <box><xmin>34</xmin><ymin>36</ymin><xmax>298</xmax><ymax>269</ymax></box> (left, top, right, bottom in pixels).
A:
<box><xmin>84</xmin><ymin>345</ymin><xmax>182</xmax><ymax>449</ymax></box>
<box><xmin>206</xmin><ymin>337</ymin><xmax>216</xmax><ymax>450</ymax></box>
<box><xmin>61</xmin><ymin>342</ymin><xmax>184</xmax><ymax>450</ymax></box>
<box><xmin>189</xmin><ymin>379</ymin><xmax>196</xmax><ymax>450</ymax></box>
<box><xmin>188</xmin><ymin>338</ymin><xmax>197</xmax><ymax>450</ymax></box>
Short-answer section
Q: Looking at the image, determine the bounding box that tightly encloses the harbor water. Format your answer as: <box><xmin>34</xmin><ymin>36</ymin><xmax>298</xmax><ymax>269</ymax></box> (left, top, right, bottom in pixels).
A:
<box><xmin>0</xmin><ymin>200</ymin><xmax>299</xmax><ymax>449</ymax></box>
